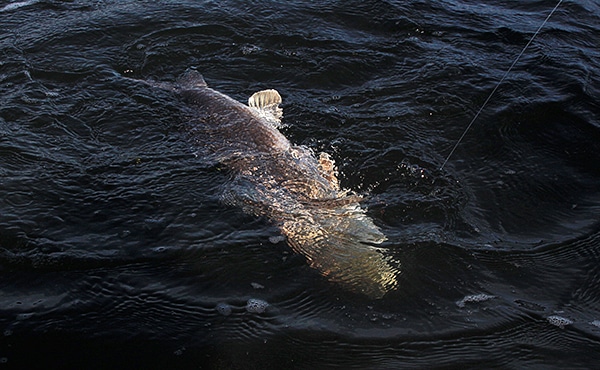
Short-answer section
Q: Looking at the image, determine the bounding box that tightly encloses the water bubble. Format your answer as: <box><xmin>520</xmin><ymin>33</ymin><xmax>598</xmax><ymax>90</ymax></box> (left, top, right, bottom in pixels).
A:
<box><xmin>215</xmin><ymin>303</ymin><xmax>232</xmax><ymax>316</ymax></box>
<box><xmin>269</xmin><ymin>235</ymin><xmax>285</xmax><ymax>244</ymax></box>
<box><xmin>16</xmin><ymin>313</ymin><xmax>32</xmax><ymax>320</ymax></box>
<box><xmin>250</xmin><ymin>282</ymin><xmax>264</xmax><ymax>290</ymax></box>
<box><xmin>246</xmin><ymin>298</ymin><xmax>269</xmax><ymax>314</ymax></box>
<box><xmin>547</xmin><ymin>315</ymin><xmax>573</xmax><ymax>328</ymax></box>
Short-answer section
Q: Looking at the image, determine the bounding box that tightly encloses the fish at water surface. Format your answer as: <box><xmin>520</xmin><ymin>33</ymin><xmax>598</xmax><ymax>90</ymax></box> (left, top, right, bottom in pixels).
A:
<box><xmin>146</xmin><ymin>69</ymin><xmax>399</xmax><ymax>298</ymax></box>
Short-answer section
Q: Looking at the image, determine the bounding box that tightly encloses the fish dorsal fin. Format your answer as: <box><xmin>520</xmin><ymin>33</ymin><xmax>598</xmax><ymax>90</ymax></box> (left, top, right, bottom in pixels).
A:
<box><xmin>177</xmin><ymin>69</ymin><xmax>208</xmax><ymax>89</ymax></box>
<box><xmin>248</xmin><ymin>89</ymin><xmax>283</xmax><ymax>126</ymax></box>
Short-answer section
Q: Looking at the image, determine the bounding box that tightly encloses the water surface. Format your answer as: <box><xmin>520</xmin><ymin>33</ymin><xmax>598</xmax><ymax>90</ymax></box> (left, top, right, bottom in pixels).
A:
<box><xmin>1</xmin><ymin>0</ymin><xmax>599</xmax><ymax>368</ymax></box>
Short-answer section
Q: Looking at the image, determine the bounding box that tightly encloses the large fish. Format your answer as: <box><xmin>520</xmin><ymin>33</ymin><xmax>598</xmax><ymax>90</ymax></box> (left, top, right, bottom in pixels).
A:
<box><xmin>152</xmin><ymin>69</ymin><xmax>398</xmax><ymax>298</ymax></box>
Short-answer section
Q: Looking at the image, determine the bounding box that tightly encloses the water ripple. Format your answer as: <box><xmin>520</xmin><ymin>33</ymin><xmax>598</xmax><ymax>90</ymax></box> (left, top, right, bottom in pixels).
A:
<box><xmin>1</xmin><ymin>0</ymin><xmax>599</xmax><ymax>367</ymax></box>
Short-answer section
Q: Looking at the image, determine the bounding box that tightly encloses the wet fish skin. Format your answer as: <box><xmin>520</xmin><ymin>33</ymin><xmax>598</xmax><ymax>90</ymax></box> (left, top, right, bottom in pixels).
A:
<box><xmin>152</xmin><ymin>69</ymin><xmax>399</xmax><ymax>298</ymax></box>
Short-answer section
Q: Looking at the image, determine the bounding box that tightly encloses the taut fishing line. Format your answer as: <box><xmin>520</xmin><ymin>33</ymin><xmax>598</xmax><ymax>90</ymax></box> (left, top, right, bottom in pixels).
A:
<box><xmin>439</xmin><ymin>0</ymin><xmax>564</xmax><ymax>170</ymax></box>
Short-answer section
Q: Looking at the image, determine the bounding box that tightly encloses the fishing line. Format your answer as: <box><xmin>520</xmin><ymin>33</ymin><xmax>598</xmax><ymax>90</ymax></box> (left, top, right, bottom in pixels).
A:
<box><xmin>439</xmin><ymin>0</ymin><xmax>564</xmax><ymax>170</ymax></box>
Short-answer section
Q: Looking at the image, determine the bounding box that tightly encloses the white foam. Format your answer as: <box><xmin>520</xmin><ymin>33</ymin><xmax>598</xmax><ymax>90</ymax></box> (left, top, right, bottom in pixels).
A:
<box><xmin>547</xmin><ymin>315</ymin><xmax>573</xmax><ymax>328</ymax></box>
<box><xmin>456</xmin><ymin>293</ymin><xmax>495</xmax><ymax>308</ymax></box>
<box><xmin>0</xmin><ymin>0</ymin><xmax>40</xmax><ymax>13</ymax></box>
<box><xmin>246</xmin><ymin>298</ymin><xmax>269</xmax><ymax>314</ymax></box>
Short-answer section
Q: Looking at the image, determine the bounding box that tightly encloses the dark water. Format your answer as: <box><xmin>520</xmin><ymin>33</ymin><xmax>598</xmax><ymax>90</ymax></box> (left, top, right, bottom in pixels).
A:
<box><xmin>1</xmin><ymin>0</ymin><xmax>600</xmax><ymax>368</ymax></box>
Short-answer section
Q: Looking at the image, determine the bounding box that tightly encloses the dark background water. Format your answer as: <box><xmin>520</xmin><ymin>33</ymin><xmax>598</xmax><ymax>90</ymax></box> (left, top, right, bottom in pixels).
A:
<box><xmin>1</xmin><ymin>0</ymin><xmax>600</xmax><ymax>368</ymax></box>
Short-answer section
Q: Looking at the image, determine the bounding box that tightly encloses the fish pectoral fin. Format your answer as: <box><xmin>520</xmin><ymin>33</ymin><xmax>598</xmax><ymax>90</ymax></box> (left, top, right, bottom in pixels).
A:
<box><xmin>248</xmin><ymin>89</ymin><xmax>283</xmax><ymax>126</ymax></box>
<box><xmin>248</xmin><ymin>89</ymin><xmax>281</xmax><ymax>110</ymax></box>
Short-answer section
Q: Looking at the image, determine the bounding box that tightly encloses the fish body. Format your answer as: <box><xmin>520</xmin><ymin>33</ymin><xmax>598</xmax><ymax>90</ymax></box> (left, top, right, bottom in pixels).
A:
<box><xmin>163</xmin><ymin>70</ymin><xmax>398</xmax><ymax>298</ymax></box>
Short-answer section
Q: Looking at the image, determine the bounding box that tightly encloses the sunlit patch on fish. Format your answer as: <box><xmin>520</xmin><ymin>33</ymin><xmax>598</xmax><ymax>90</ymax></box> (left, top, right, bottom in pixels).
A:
<box><xmin>281</xmin><ymin>203</ymin><xmax>398</xmax><ymax>298</ymax></box>
<box><xmin>136</xmin><ymin>69</ymin><xmax>400</xmax><ymax>298</ymax></box>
